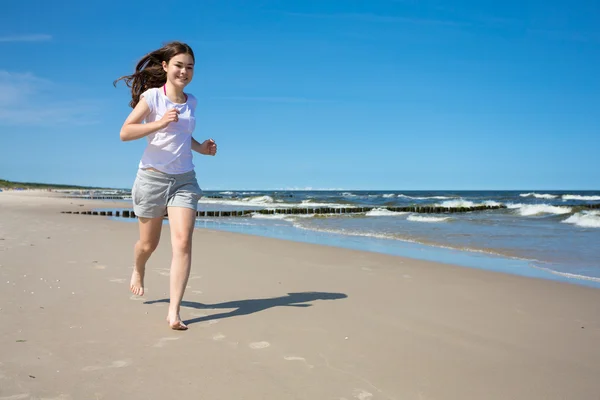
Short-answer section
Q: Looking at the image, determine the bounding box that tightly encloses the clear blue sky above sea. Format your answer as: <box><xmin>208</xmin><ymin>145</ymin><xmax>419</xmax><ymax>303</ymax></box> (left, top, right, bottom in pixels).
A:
<box><xmin>0</xmin><ymin>0</ymin><xmax>598</xmax><ymax>190</ymax></box>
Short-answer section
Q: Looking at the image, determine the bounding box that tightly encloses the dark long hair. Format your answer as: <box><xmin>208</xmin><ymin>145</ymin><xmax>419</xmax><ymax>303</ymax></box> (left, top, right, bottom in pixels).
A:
<box><xmin>113</xmin><ymin>41</ymin><xmax>195</xmax><ymax>108</ymax></box>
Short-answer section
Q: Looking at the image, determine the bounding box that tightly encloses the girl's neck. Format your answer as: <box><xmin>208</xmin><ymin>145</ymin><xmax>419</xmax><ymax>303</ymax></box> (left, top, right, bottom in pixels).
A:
<box><xmin>163</xmin><ymin>82</ymin><xmax>187</xmax><ymax>104</ymax></box>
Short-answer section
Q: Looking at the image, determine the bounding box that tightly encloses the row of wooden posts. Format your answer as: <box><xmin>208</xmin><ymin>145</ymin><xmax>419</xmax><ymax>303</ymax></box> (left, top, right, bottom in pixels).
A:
<box><xmin>61</xmin><ymin>204</ymin><xmax>514</xmax><ymax>218</ymax></box>
<box><xmin>61</xmin><ymin>202</ymin><xmax>600</xmax><ymax>218</ymax></box>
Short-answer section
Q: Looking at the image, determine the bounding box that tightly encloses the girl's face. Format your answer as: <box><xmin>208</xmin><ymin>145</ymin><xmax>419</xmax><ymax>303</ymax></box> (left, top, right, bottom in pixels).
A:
<box><xmin>163</xmin><ymin>53</ymin><xmax>195</xmax><ymax>89</ymax></box>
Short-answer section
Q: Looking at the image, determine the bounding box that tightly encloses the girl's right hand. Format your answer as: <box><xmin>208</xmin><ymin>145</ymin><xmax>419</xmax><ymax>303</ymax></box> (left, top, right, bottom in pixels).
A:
<box><xmin>160</xmin><ymin>108</ymin><xmax>179</xmax><ymax>128</ymax></box>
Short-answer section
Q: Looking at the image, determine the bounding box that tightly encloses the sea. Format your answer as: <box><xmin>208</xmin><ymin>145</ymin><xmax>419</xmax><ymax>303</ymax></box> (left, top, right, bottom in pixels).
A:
<box><xmin>92</xmin><ymin>189</ymin><xmax>600</xmax><ymax>289</ymax></box>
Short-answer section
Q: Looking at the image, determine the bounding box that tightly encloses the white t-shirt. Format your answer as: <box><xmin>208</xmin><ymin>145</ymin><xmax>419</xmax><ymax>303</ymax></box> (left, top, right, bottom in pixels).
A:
<box><xmin>138</xmin><ymin>87</ymin><xmax>197</xmax><ymax>174</ymax></box>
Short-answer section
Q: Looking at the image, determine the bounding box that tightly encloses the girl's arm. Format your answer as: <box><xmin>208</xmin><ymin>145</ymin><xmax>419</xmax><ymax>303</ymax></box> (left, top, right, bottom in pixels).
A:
<box><xmin>119</xmin><ymin>98</ymin><xmax>178</xmax><ymax>141</ymax></box>
<box><xmin>192</xmin><ymin>137</ymin><xmax>217</xmax><ymax>155</ymax></box>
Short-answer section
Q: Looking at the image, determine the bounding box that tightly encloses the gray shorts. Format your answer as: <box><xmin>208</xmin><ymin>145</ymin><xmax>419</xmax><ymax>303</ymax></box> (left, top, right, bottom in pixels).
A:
<box><xmin>131</xmin><ymin>168</ymin><xmax>202</xmax><ymax>218</ymax></box>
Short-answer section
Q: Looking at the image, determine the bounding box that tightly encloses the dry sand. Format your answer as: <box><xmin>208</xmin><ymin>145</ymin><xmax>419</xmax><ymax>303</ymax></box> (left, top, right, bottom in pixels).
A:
<box><xmin>1</xmin><ymin>191</ymin><xmax>600</xmax><ymax>400</ymax></box>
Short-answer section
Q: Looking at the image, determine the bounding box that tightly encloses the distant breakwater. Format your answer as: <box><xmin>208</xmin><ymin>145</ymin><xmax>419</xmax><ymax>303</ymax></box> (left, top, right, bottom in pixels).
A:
<box><xmin>60</xmin><ymin>203</ymin><xmax>600</xmax><ymax>219</ymax></box>
<box><xmin>64</xmin><ymin>204</ymin><xmax>504</xmax><ymax>218</ymax></box>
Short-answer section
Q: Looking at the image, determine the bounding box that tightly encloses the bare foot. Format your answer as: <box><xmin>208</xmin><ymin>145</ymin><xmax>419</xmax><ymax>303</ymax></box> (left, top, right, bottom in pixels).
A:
<box><xmin>130</xmin><ymin>266</ymin><xmax>145</xmax><ymax>296</ymax></box>
<box><xmin>167</xmin><ymin>314</ymin><xmax>188</xmax><ymax>331</ymax></box>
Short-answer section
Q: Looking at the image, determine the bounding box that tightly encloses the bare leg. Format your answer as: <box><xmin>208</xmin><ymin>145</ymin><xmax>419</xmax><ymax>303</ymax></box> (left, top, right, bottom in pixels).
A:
<box><xmin>130</xmin><ymin>216</ymin><xmax>163</xmax><ymax>296</ymax></box>
<box><xmin>166</xmin><ymin>206</ymin><xmax>196</xmax><ymax>330</ymax></box>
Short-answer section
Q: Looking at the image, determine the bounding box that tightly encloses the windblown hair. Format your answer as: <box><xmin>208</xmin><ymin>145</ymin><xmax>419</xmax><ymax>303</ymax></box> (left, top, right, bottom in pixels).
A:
<box><xmin>113</xmin><ymin>41</ymin><xmax>195</xmax><ymax>108</ymax></box>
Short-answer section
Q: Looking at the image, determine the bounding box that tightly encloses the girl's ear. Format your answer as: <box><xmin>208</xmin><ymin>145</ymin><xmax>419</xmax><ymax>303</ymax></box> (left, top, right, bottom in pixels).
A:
<box><xmin>162</xmin><ymin>60</ymin><xmax>168</xmax><ymax>72</ymax></box>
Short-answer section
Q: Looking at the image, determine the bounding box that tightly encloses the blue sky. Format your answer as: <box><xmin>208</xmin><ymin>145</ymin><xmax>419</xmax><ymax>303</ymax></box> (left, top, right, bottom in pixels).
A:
<box><xmin>0</xmin><ymin>0</ymin><xmax>598</xmax><ymax>190</ymax></box>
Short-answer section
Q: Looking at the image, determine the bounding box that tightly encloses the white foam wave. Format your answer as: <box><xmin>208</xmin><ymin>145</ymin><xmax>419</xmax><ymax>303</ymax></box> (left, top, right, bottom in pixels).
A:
<box><xmin>437</xmin><ymin>199</ymin><xmax>503</xmax><ymax>208</ymax></box>
<box><xmin>407</xmin><ymin>215</ymin><xmax>450</xmax><ymax>223</ymax></box>
<box><xmin>199</xmin><ymin>198</ymin><xmax>264</xmax><ymax>207</ymax></box>
<box><xmin>382</xmin><ymin>194</ymin><xmax>396</xmax><ymax>198</ymax></box>
<box><xmin>244</xmin><ymin>195</ymin><xmax>274</xmax><ymax>204</ymax></box>
<box><xmin>199</xmin><ymin>196</ymin><xmax>349</xmax><ymax>209</ymax></box>
<box><xmin>300</xmin><ymin>200</ymin><xmax>353</xmax><ymax>208</ymax></box>
<box><xmin>530</xmin><ymin>265</ymin><xmax>600</xmax><ymax>283</ymax></box>
<box><xmin>519</xmin><ymin>192</ymin><xmax>559</xmax><ymax>199</ymax></box>
<box><xmin>290</xmin><ymin>214</ymin><xmax>316</xmax><ymax>218</ymax></box>
<box><xmin>436</xmin><ymin>200</ymin><xmax>478</xmax><ymax>208</ymax></box>
<box><xmin>251</xmin><ymin>212</ymin><xmax>316</xmax><ymax>220</ymax></box>
<box><xmin>219</xmin><ymin>191</ymin><xmax>234</xmax><ymax>195</ymax></box>
<box><xmin>251</xmin><ymin>213</ymin><xmax>290</xmax><ymax>220</ymax></box>
<box><xmin>562</xmin><ymin>211</ymin><xmax>600</xmax><ymax>228</ymax></box>
<box><xmin>562</xmin><ymin>194</ymin><xmax>600</xmax><ymax>201</ymax></box>
<box><xmin>507</xmin><ymin>203</ymin><xmax>572</xmax><ymax>216</ymax></box>
<box><xmin>483</xmin><ymin>200</ymin><xmax>502</xmax><ymax>207</ymax></box>
<box><xmin>365</xmin><ymin>208</ymin><xmax>407</xmax><ymax>217</ymax></box>
<box><xmin>398</xmin><ymin>194</ymin><xmax>452</xmax><ymax>200</ymax></box>
<box><xmin>199</xmin><ymin>195</ymin><xmax>276</xmax><ymax>208</ymax></box>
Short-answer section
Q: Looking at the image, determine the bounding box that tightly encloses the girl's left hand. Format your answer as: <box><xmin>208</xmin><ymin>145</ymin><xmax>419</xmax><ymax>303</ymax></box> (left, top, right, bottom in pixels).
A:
<box><xmin>200</xmin><ymin>139</ymin><xmax>217</xmax><ymax>156</ymax></box>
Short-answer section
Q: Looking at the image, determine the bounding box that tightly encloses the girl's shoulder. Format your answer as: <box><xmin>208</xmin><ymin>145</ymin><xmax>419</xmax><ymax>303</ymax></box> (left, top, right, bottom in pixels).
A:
<box><xmin>140</xmin><ymin>87</ymin><xmax>162</xmax><ymax>111</ymax></box>
<box><xmin>141</xmin><ymin>87</ymin><xmax>160</xmax><ymax>102</ymax></box>
<box><xmin>142</xmin><ymin>87</ymin><xmax>161</xmax><ymax>97</ymax></box>
<box><xmin>185</xmin><ymin>92</ymin><xmax>198</xmax><ymax>108</ymax></box>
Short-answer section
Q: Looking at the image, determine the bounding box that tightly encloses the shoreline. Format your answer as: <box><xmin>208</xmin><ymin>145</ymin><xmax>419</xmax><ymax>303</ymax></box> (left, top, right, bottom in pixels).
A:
<box><xmin>7</xmin><ymin>190</ymin><xmax>600</xmax><ymax>289</ymax></box>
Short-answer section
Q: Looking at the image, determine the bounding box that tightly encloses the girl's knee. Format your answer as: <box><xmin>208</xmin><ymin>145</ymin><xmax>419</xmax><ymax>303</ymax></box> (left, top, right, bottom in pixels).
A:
<box><xmin>138</xmin><ymin>239</ymin><xmax>159</xmax><ymax>254</ymax></box>
<box><xmin>171</xmin><ymin>235</ymin><xmax>192</xmax><ymax>255</ymax></box>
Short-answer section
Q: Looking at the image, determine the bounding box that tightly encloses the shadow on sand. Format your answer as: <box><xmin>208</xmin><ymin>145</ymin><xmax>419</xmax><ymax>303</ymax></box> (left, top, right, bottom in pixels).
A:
<box><xmin>144</xmin><ymin>291</ymin><xmax>348</xmax><ymax>325</ymax></box>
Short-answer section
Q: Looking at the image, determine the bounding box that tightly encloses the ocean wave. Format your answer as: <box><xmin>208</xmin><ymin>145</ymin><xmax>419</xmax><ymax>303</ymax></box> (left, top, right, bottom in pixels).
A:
<box><xmin>562</xmin><ymin>210</ymin><xmax>600</xmax><ymax>228</ymax></box>
<box><xmin>530</xmin><ymin>264</ymin><xmax>600</xmax><ymax>283</ymax></box>
<box><xmin>365</xmin><ymin>208</ymin><xmax>407</xmax><ymax>217</ymax></box>
<box><xmin>434</xmin><ymin>199</ymin><xmax>500</xmax><ymax>208</ymax></box>
<box><xmin>506</xmin><ymin>203</ymin><xmax>572</xmax><ymax>216</ymax></box>
<box><xmin>436</xmin><ymin>200</ymin><xmax>477</xmax><ymax>208</ymax></box>
<box><xmin>407</xmin><ymin>215</ymin><xmax>450</xmax><ymax>223</ymax></box>
<box><xmin>398</xmin><ymin>194</ymin><xmax>452</xmax><ymax>200</ymax></box>
<box><xmin>290</xmin><ymin>222</ymin><xmax>531</xmax><ymax>260</ymax></box>
<box><xmin>198</xmin><ymin>196</ymin><xmax>350</xmax><ymax>209</ymax></box>
<box><xmin>299</xmin><ymin>200</ymin><xmax>355</xmax><ymax>208</ymax></box>
<box><xmin>199</xmin><ymin>195</ymin><xmax>276</xmax><ymax>207</ymax></box>
<box><xmin>244</xmin><ymin>195</ymin><xmax>274</xmax><ymax>204</ymax></box>
<box><xmin>519</xmin><ymin>192</ymin><xmax>559</xmax><ymax>199</ymax></box>
<box><xmin>251</xmin><ymin>213</ymin><xmax>290</xmax><ymax>220</ymax></box>
<box><xmin>483</xmin><ymin>200</ymin><xmax>503</xmax><ymax>207</ymax></box>
<box><xmin>562</xmin><ymin>194</ymin><xmax>600</xmax><ymax>201</ymax></box>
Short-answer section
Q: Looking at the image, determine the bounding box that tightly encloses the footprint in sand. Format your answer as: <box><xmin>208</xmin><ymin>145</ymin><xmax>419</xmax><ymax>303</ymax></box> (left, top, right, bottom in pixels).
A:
<box><xmin>129</xmin><ymin>295</ymin><xmax>145</xmax><ymax>301</ymax></box>
<box><xmin>93</xmin><ymin>265</ymin><xmax>106</xmax><ymax>270</ymax></box>
<box><xmin>153</xmin><ymin>337</ymin><xmax>180</xmax><ymax>348</ymax></box>
<box><xmin>0</xmin><ymin>394</ymin><xmax>30</xmax><ymax>400</ymax></box>
<box><xmin>212</xmin><ymin>333</ymin><xmax>225</xmax><ymax>341</ymax></box>
<box><xmin>283</xmin><ymin>356</ymin><xmax>314</xmax><ymax>368</ymax></box>
<box><xmin>82</xmin><ymin>359</ymin><xmax>132</xmax><ymax>372</ymax></box>
<box><xmin>191</xmin><ymin>290</ymin><xmax>203</xmax><ymax>295</ymax></box>
<box><xmin>353</xmin><ymin>389</ymin><xmax>373</xmax><ymax>400</ymax></box>
<box><xmin>40</xmin><ymin>395</ymin><xmax>71</xmax><ymax>400</ymax></box>
<box><xmin>249</xmin><ymin>341</ymin><xmax>270</xmax><ymax>349</ymax></box>
<box><xmin>109</xmin><ymin>278</ymin><xmax>126</xmax><ymax>284</ymax></box>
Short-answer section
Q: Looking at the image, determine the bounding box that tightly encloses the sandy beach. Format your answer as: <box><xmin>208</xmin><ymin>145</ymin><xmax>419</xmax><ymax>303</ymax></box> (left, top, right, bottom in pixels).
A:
<box><xmin>1</xmin><ymin>191</ymin><xmax>600</xmax><ymax>400</ymax></box>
